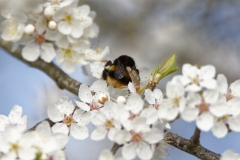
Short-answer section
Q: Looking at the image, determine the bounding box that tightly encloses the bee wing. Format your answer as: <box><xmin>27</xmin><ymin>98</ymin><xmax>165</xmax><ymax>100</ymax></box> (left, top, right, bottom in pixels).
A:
<box><xmin>139</xmin><ymin>67</ymin><xmax>152</xmax><ymax>85</ymax></box>
<box><xmin>114</xmin><ymin>60</ymin><xmax>125</xmax><ymax>79</ymax></box>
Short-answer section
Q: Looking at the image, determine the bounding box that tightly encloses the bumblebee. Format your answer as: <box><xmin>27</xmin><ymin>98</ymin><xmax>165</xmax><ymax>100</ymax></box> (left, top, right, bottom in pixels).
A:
<box><xmin>102</xmin><ymin>55</ymin><xmax>140</xmax><ymax>89</ymax></box>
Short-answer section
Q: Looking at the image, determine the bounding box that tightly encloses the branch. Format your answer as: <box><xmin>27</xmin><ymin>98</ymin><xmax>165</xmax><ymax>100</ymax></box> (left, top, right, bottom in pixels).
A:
<box><xmin>165</xmin><ymin>131</ymin><xmax>220</xmax><ymax>160</ymax></box>
<box><xmin>25</xmin><ymin>118</ymin><xmax>54</xmax><ymax>132</ymax></box>
<box><xmin>1</xmin><ymin>41</ymin><xmax>221</xmax><ymax>160</ymax></box>
<box><xmin>0</xmin><ymin>41</ymin><xmax>81</xmax><ymax>95</ymax></box>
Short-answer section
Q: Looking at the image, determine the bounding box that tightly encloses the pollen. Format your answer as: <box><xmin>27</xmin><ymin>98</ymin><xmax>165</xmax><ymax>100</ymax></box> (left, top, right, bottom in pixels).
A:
<box><xmin>11</xmin><ymin>143</ymin><xmax>19</xmax><ymax>151</ymax></box>
<box><xmin>34</xmin><ymin>34</ymin><xmax>45</xmax><ymax>45</ymax></box>
<box><xmin>172</xmin><ymin>97</ymin><xmax>180</xmax><ymax>106</ymax></box>
<box><xmin>105</xmin><ymin>120</ymin><xmax>114</xmax><ymax>129</ymax></box>
<box><xmin>63</xmin><ymin>48</ymin><xmax>73</xmax><ymax>57</ymax></box>
<box><xmin>198</xmin><ymin>102</ymin><xmax>209</xmax><ymax>113</ymax></box>
<box><xmin>64</xmin><ymin>14</ymin><xmax>73</xmax><ymax>23</ymax></box>
<box><xmin>64</xmin><ymin>115</ymin><xmax>74</xmax><ymax>126</ymax></box>
<box><xmin>192</xmin><ymin>77</ymin><xmax>200</xmax><ymax>85</ymax></box>
<box><xmin>131</xmin><ymin>133</ymin><xmax>142</xmax><ymax>143</ymax></box>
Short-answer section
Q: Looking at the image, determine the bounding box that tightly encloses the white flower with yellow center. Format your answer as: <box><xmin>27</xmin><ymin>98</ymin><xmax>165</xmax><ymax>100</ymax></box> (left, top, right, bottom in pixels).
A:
<box><xmin>178</xmin><ymin>64</ymin><xmax>217</xmax><ymax>92</ymax></box>
<box><xmin>113</xmin><ymin>117</ymin><xmax>163</xmax><ymax>160</ymax></box>
<box><xmin>75</xmin><ymin>80</ymin><xmax>109</xmax><ymax>112</ymax></box>
<box><xmin>22</xmin><ymin>16</ymin><xmax>56</xmax><ymax>63</ymax></box>
<box><xmin>181</xmin><ymin>90</ymin><xmax>229</xmax><ymax>132</ymax></box>
<box><xmin>47</xmin><ymin>96</ymin><xmax>91</xmax><ymax>140</ymax></box>
<box><xmin>0</xmin><ymin>126</ymin><xmax>36</xmax><ymax>160</ymax></box>
<box><xmin>84</xmin><ymin>46</ymin><xmax>109</xmax><ymax>62</ymax></box>
<box><xmin>99</xmin><ymin>149</ymin><xmax>125</xmax><ymax>160</ymax></box>
<box><xmin>220</xmin><ymin>150</ymin><xmax>240</xmax><ymax>160</ymax></box>
<box><xmin>158</xmin><ymin>80</ymin><xmax>186</xmax><ymax>121</ymax></box>
<box><xmin>91</xmin><ymin>101</ymin><xmax>121</xmax><ymax>141</ymax></box>
<box><xmin>1</xmin><ymin>11</ymin><xmax>26</xmax><ymax>42</ymax></box>
<box><xmin>53</xmin><ymin>5</ymin><xmax>92</xmax><ymax>38</ymax></box>
<box><xmin>56</xmin><ymin>36</ymin><xmax>90</xmax><ymax>73</ymax></box>
<box><xmin>0</xmin><ymin>105</ymin><xmax>27</xmax><ymax>132</ymax></box>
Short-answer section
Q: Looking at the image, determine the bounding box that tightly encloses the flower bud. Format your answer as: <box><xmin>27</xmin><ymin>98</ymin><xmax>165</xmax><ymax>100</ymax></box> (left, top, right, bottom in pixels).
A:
<box><xmin>48</xmin><ymin>21</ymin><xmax>57</xmax><ymax>30</ymax></box>
<box><xmin>24</xmin><ymin>24</ymin><xmax>35</xmax><ymax>35</ymax></box>
<box><xmin>117</xmin><ymin>96</ymin><xmax>126</xmax><ymax>104</ymax></box>
<box><xmin>98</xmin><ymin>93</ymin><xmax>108</xmax><ymax>104</ymax></box>
<box><xmin>44</xmin><ymin>7</ymin><xmax>55</xmax><ymax>19</ymax></box>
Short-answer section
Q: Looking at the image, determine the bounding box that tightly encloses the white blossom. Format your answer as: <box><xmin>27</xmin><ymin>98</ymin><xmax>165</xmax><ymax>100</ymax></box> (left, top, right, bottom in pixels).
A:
<box><xmin>0</xmin><ymin>105</ymin><xmax>27</xmax><ymax>132</ymax></box>
<box><xmin>75</xmin><ymin>80</ymin><xmax>109</xmax><ymax>112</ymax></box>
<box><xmin>220</xmin><ymin>150</ymin><xmax>240</xmax><ymax>160</ymax></box>
<box><xmin>47</xmin><ymin>96</ymin><xmax>91</xmax><ymax>140</ymax></box>
<box><xmin>181</xmin><ymin>90</ymin><xmax>229</xmax><ymax>132</ymax></box>
<box><xmin>91</xmin><ymin>102</ymin><xmax>121</xmax><ymax>141</ymax></box>
<box><xmin>56</xmin><ymin>36</ymin><xmax>90</xmax><ymax>73</ymax></box>
<box><xmin>1</xmin><ymin>11</ymin><xmax>26</xmax><ymax>42</ymax></box>
<box><xmin>178</xmin><ymin>64</ymin><xmax>217</xmax><ymax>92</ymax></box>
<box><xmin>53</xmin><ymin>5</ymin><xmax>92</xmax><ymax>38</ymax></box>
<box><xmin>99</xmin><ymin>149</ymin><xmax>125</xmax><ymax>160</ymax></box>
<box><xmin>158</xmin><ymin>80</ymin><xmax>185</xmax><ymax>121</ymax></box>
<box><xmin>114</xmin><ymin>117</ymin><xmax>163</xmax><ymax>160</ymax></box>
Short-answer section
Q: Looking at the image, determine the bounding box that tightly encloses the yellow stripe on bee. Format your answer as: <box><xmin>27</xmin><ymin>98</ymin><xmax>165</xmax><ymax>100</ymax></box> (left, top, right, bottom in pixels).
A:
<box><xmin>109</xmin><ymin>65</ymin><xmax>115</xmax><ymax>71</ymax></box>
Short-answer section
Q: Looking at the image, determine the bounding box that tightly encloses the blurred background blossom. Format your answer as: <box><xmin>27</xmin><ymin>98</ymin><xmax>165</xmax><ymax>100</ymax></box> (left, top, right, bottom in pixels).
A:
<box><xmin>1</xmin><ymin>0</ymin><xmax>240</xmax><ymax>159</ymax></box>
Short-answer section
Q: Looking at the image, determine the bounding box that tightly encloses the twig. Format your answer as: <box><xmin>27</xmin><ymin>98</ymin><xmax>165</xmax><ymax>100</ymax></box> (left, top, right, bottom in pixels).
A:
<box><xmin>1</xmin><ymin>40</ymin><xmax>221</xmax><ymax>160</ymax></box>
<box><xmin>111</xmin><ymin>143</ymin><xmax>122</xmax><ymax>155</ymax></box>
<box><xmin>165</xmin><ymin>131</ymin><xmax>220</xmax><ymax>160</ymax></box>
<box><xmin>190</xmin><ymin>127</ymin><xmax>201</xmax><ymax>146</ymax></box>
<box><xmin>25</xmin><ymin>118</ymin><xmax>54</xmax><ymax>132</ymax></box>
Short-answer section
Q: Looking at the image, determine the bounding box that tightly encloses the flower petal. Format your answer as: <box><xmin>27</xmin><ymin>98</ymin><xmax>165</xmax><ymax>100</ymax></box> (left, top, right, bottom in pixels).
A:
<box><xmin>144</xmin><ymin>89</ymin><xmax>155</xmax><ymax>104</ymax></box>
<box><xmin>122</xmin><ymin>142</ymin><xmax>136</xmax><ymax>160</ymax></box>
<box><xmin>211</xmin><ymin>121</ymin><xmax>227</xmax><ymax>138</ymax></box>
<box><xmin>78</xmin><ymin>84</ymin><xmax>91</xmax><ymax>103</ymax></box>
<box><xmin>40</xmin><ymin>43</ymin><xmax>56</xmax><ymax>63</ymax></box>
<box><xmin>196</xmin><ymin>112</ymin><xmax>214</xmax><ymax>131</ymax></box>
<box><xmin>137</xmin><ymin>142</ymin><xmax>153</xmax><ymax>160</ymax></box>
<box><xmin>143</xmin><ymin>128</ymin><xmax>163</xmax><ymax>144</ymax></box>
<box><xmin>73</xmin><ymin>109</ymin><xmax>91</xmax><ymax>125</ymax></box>
<box><xmin>75</xmin><ymin>101</ymin><xmax>90</xmax><ymax>112</ymax></box>
<box><xmin>8</xmin><ymin>105</ymin><xmax>22</xmax><ymax>124</ymax></box>
<box><xmin>47</xmin><ymin>104</ymin><xmax>64</xmax><ymax>122</ymax></box>
<box><xmin>126</xmin><ymin>94</ymin><xmax>143</xmax><ymax>114</ymax></box>
<box><xmin>58</xmin><ymin>21</ymin><xmax>72</xmax><ymax>35</ymax></box>
<box><xmin>90</xmin><ymin>126</ymin><xmax>107</xmax><ymax>140</ymax></box>
<box><xmin>22</xmin><ymin>43</ymin><xmax>40</xmax><ymax>62</ymax></box>
<box><xmin>52</xmin><ymin>123</ymin><xmax>69</xmax><ymax>135</ymax></box>
<box><xmin>70</xmin><ymin>123</ymin><xmax>89</xmax><ymax>140</ymax></box>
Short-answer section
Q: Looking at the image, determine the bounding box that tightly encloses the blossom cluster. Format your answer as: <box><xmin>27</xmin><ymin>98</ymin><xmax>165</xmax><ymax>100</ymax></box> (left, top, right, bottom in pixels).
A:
<box><xmin>0</xmin><ymin>105</ymin><xmax>68</xmax><ymax>160</ymax></box>
<box><xmin>155</xmin><ymin>64</ymin><xmax>240</xmax><ymax>138</ymax></box>
<box><xmin>0</xmin><ymin>0</ymin><xmax>109</xmax><ymax>74</ymax></box>
<box><xmin>48</xmin><ymin>80</ymin><xmax>168</xmax><ymax>160</ymax></box>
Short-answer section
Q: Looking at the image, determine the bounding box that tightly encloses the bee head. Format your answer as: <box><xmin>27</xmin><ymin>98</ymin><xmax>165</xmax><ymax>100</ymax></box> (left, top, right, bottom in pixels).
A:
<box><xmin>113</xmin><ymin>55</ymin><xmax>136</xmax><ymax>68</ymax></box>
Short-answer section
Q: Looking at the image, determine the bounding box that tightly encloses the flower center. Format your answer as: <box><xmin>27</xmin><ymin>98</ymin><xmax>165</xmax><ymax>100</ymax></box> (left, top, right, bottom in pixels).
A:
<box><xmin>192</xmin><ymin>76</ymin><xmax>200</xmax><ymax>85</ymax></box>
<box><xmin>198</xmin><ymin>102</ymin><xmax>209</xmax><ymax>113</ymax></box>
<box><xmin>63</xmin><ymin>48</ymin><xmax>73</xmax><ymax>57</ymax></box>
<box><xmin>219</xmin><ymin>115</ymin><xmax>228</xmax><ymax>122</ymax></box>
<box><xmin>226</xmin><ymin>93</ymin><xmax>233</xmax><ymax>101</ymax></box>
<box><xmin>51</xmin><ymin>0</ymin><xmax>60</xmax><ymax>5</ymax></box>
<box><xmin>105</xmin><ymin>120</ymin><xmax>114</xmax><ymax>129</ymax></box>
<box><xmin>89</xmin><ymin>102</ymin><xmax>99</xmax><ymax>111</ymax></box>
<box><xmin>11</xmin><ymin>143</ymin><xmax>19</xmax><ymax>151</ymax></box>
<box><xmin>64</xmin><ymin>14</ymin><xmax>73</xmax><ymax>23</ymax></box>
<box><xmin>131</xmin><ymin>133</ymin><xmax>142</xmax><ymax>143</ymax></box>
<box><xmin>7</xmin><ymin>20</ymin><xmax>18</xmax><ymax>37</ymax></box>
<box><xmin>63</xmin><ymin>115</ymin><xmax>74</xmax><ymax>126</ymax></box>
<box><xmin>34</xmin><ymin>34</ymin><xmax>45</xmax><ymax>45</ymax></box>
<box><xmin>172</xmin><ymin>97</ymin><xmax>180</xmax><ymax>106</ymax></box>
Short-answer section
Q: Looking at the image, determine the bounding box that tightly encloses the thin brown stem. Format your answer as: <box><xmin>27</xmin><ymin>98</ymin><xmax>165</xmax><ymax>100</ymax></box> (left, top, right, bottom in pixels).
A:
<box><xmin>190</xmin><ymin>127</ymin><xmax>201</xmax><ymax>146</ymax></box>
<box><xmin>111</xmin><ymin>143</ymin><xmax>122</xmax><ymax>155</ymax></box>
